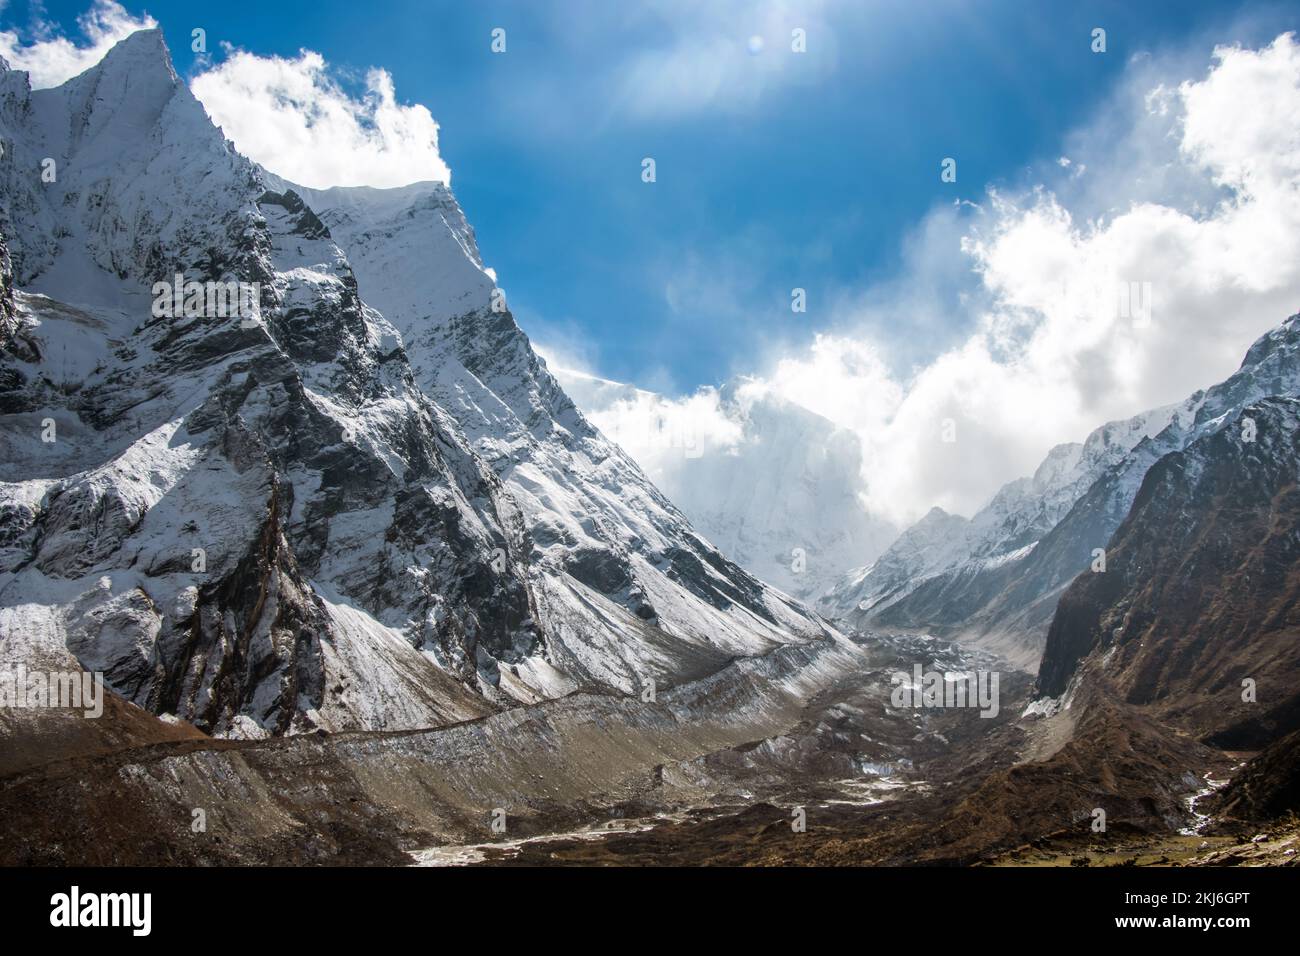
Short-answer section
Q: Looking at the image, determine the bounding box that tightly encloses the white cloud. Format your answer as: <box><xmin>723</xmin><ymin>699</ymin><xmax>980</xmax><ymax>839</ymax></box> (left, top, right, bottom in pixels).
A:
<box><xmin>568</xmin><ymin>34</ymin><xmax>1300</xmax><ymax>531</ymax></box>
<box><xmin>1180</xmin><ymin>36</ymin><xmax>1300</xmax><ymax>212</ymax></box>
<box><xmin>537</xmin><ymin>347</ymin><xmax>744</xmax><ymax>485</ymax></box>
<box><xmin>837</xmin><ymin>33</ymin><xmax>1300</xmax><ymax>525</ymax></box>
<box><xmin>0</xmin><ymin>0</ymin><xmax>155</xmax><ymax>88</ymax></box>
<box><xmin>190</xmin><ymin>48</ymin><xmax>451</xmax><ymax>189</ymax></box>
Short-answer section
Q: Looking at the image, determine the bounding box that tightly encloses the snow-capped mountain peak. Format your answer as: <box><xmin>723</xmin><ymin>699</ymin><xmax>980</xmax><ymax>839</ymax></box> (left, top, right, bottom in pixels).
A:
<box><xmin>0</xmin><ymin>29</ymin><xmax>837</xmax><ymax>738</ymax></box>
<box><xmin>822</xmin><ymin>310</ymin><xmax>1300</xmax><ymax>668</ymax></box>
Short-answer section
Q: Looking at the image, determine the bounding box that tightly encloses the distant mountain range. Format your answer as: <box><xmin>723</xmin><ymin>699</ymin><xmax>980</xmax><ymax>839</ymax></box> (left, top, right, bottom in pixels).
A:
<box><xmin>1039</xmin><ymin>393</ymin><xmax>1300</xmax><ymax>746</ymax></box>
<box><xmin>821</xmin><ymin>315</ymin><xmax>1300</xmax><ymax>670</ymax></box>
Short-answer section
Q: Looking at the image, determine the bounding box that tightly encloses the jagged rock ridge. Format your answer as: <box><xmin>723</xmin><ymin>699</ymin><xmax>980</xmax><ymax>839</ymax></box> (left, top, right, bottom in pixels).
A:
<box><xmin>0</xmin><ymin>29</ymin><xmax>835</xmax><ymax>738</ymax></box>
<box><xmin>823</xmin><ymin>315</ymin><xmax>1300</xmax><ymax>669</ymax></box>
<box><xmin>1037</xmin><ymin>396</ymin><xmax>1300</xmax><ymax>746</ymax></box>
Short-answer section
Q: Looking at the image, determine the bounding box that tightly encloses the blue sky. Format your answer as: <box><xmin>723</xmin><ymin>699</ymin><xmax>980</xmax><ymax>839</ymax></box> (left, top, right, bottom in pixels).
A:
<box><xmin>7</xmin><ymin>0</ymin><xmax>1297</xmax><ymax>397</ymax></box>
<box><xmin>7</xmin><ymin>1</ymin><xmax>1300</xmax><ymax>525</ymax></box>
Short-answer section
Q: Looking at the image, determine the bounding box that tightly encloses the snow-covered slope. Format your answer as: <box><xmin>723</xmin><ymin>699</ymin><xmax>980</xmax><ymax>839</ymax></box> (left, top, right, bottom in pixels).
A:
<box><xmin>821</xmin><ymin>506</ymin><xmax>973</xmax><ymax>615</ymax></box>
<box><xmin>1039</xmin><ymin>395</ymin><xmax>1300</xmax><ymax>745</ymax></box>
<box><xmin>824</xmin><ymin>314</ymin><xmax>1300</xmax><ymax>667</ymax></box>
<box><xmin>550</xmin><ymin>367</ymin><xmax>895</xmax><ymax>601</ymax></box>
<box><xmin>269</xmin><ymin>176</ymin><xmax>836</xmax><ymax>680</ymax></box>
<box><xmin>0</xmin><ymin>30</ymin><xmax>835</xmax><ymax>738</ymax></box>
<box><xmin>821</xmin><ymin>406</ymin><xmax>1176</xmax><ymax>622</ymax></box>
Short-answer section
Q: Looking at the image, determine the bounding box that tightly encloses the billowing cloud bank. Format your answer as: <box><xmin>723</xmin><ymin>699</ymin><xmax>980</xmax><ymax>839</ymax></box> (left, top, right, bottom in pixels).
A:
<box><xmin>564</xmin><ymin>35</ymin><xmax>1300</xmax><ymax>528</ymax></box>
<box><xmin>191</xmin><ymin>48</ymin><xmax>451</xmax><ymax>189</ymax></box>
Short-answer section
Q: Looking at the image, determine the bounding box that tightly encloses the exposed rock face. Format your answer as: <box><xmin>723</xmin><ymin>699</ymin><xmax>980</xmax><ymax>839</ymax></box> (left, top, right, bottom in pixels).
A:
<box><xmin>824</xmin><ymin>316</ymin><xmax>1300</xmax><ymax>669</ymax></box>
<box><xmin>0</xmin><ymin>228</ymin><xmax>15</xmax><ymax>344</ymax></box>
<box><xmin>821</xmin><ymin>411</ymin><xmax>1179</xmax><ymax>667</ymax></box>
<box><xmin>0</xmin><ymin>30</ymin><xmax>833</xmax><ymax>739</ymax></box>
<box><xmin>268</xmin><ymin>177</ymin><xmax>833</xmax><ymax>692</ymax></box>
<box><xmin>1214</xmin><ymin>729</ymin><xmax>1300</xmax><ymax>819</ymax></box>
<box><xmin>1038</xmin><ymin>397</ymin><xmax>1300</xmax><ymax>745</ymax></box>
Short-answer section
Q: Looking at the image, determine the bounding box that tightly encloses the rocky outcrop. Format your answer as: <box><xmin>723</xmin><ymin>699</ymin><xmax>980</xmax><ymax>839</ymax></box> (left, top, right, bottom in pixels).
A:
<box><xmin>0</xmin><ymin>29</ymin><xmax>834</xmax><ymax>740</ymax></box>
<box><xmin>1037</xmin><ymin>398</ymin><xmax>1300</xmax><ymax>746</ymax></box>
<box><xmin>0</xmin><ymin>228</ymin><xmax>14</xmax><ymax>344</ymax></box>
<box><xmin>826</xmin><ymin>316</ymin><xmax>1300</xmax><ymax>670</ymax></box>
<box><xmin>1213</xmin><ymin>729</ymin><xmax>1300</xmax><ymax>820</ymax></box>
